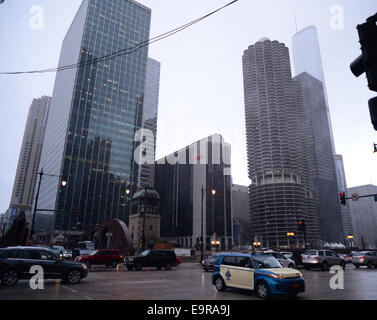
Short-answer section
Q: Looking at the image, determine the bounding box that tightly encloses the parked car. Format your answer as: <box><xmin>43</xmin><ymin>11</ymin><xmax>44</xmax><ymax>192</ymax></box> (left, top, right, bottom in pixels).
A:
<box><xmin>0</xmin><ymin>246</ymin><xmax>88</xmax><ymax>286</ymax></box>
<box><xmin>263</xmin><ymin>251</ymin><xmax>295</xmax><ymax>268</ymax></box>
<box><xmin>212</xmin><ymin>253</ymin><xmax>305</xmax><ymax>299</ymax></box>
<box><xmin>50</xmin><ymin>246</ymin><xmax>65</xmax><ymax>259</ymax></box>
<box><xmin>75</xmin><ymin>249</ymin><xmax>124</xmax><ymax>268</ymax></box>
<box><xmin>281</xmin><ymin>252</ymin><xmax>293</xmax><ymax>260</ymax></box>
<box><xmin>63</xmin><ymin>249</ymin><xmax>72</xmax><ymax>260</ymax></box>
<box><xmin>337</xmin><ymin>253</ymin><xmax>353</xmax><ymax>264</ymax></box>
<box><xmin>125</xmin><ymin>249</ymin><xmax>177</xmax><ymax>271</ymax></box>
<box><xmin>302</xmin><ymin>249</ymin><xmax>345</xmax><ymax>270</ymax></box>
<box><xmin>202</xmin><ymin>254</ymin><xmax>220</xmax><ymax>272</ymax></box>
<box><xmin>352</xmin><ymin>251</ymin><xmax>377</xmax><ymax>269</ymax></box>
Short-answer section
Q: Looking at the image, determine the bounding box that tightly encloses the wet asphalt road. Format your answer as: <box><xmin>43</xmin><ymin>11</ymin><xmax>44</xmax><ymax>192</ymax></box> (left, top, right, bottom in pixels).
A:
<box><xmin>0</xmin><ymin>263</ymin><xmax>376</xmax><ymax>300</ymax></box>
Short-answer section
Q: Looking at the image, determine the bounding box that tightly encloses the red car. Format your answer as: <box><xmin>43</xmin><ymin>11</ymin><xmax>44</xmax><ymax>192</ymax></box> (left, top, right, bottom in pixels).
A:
<box><xmin>75</xmin><ymin>249</ymin><xmax>124</xmax><ymax>268</ymax></box>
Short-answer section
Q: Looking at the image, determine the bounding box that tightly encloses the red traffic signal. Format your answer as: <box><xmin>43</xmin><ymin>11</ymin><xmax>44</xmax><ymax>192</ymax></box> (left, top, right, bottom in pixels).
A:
<box><xmin>340</xmin><ymin>192</ymin><xmax>346</xmax><ymax>205</ymax></box>
<box><xmin>298</xmin><ymin>220</ymin><xmax>306</xmax><ymax>232</ymax></box>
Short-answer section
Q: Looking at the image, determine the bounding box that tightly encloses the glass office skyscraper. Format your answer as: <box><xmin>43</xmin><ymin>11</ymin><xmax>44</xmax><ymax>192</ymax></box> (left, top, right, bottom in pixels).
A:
<box><xmin>36</xmin><ymin>0</ymin><xmax>151</xmax><ymax>234</ymax></box>
<box><xmin>154</xmin><ymin>135</ymin><xmax>233</xmax><ymax>250</ymax></box>
<box><xmin>292</xmin><ymin>26</ymin><xmax>336</xmax><ymax>154</ymax></box>
<box><xmin>294</xmin><ymin>73</ymin><xmax>344</xmax><ymax>243</ymax></box>
<box><xmin>137</xmin><ymin>57</ymin><xmax>161</xmax><ymax>188</ymax></box>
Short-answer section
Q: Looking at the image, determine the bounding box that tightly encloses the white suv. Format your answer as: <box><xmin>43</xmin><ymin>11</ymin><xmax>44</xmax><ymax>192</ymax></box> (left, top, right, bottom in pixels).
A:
<box><xmin>302</xmin><ymin>250</ymin><xmax>345</xmax><ymax>271</ymax></box>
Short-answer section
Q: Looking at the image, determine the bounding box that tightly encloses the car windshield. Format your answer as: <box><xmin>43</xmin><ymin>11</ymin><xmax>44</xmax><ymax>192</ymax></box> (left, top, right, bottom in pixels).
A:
<box><xmin>253</xmin><ymin>256</ymin><xmax>282</xmax><ymax>269</ymax></box>
<box><xmin>140</xmin><ymin>250</ymin><xmax>150</xmax><ymax>256</ymax></box>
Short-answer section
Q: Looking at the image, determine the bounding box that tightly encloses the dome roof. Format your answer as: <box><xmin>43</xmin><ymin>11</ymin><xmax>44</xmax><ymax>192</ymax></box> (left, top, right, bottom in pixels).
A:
<box><xmin>132</xmin><ymin>188</ymin><xmax>160</xmax><ymax>201</ymax></box>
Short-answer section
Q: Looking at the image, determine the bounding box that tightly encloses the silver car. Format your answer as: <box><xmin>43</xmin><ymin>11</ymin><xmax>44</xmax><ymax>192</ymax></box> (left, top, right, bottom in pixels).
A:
<box><xmin>302</xmin><ymin>249</ymin><xmax>345</xmax><ymax>271</ymax></box>
<box><xmin>352</xmin><ymin>251</ymin><xmax>377</xmax><ymax>269</ymax></box>
<box><xmin>263</xmin><ymin>251</ymin><xmax>295</xmax><ymax>268</ymax></box>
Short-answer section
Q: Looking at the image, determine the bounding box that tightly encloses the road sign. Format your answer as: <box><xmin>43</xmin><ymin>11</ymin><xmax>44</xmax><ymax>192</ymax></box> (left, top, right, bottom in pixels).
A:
<box><xmin>352</xmin><ymin>194</ymin><xmax>359</xmax><ymax>201</ymax></box>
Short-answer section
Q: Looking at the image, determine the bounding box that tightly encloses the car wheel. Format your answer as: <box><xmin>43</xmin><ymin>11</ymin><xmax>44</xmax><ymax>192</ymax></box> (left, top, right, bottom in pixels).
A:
<box><xmin>341</xmin><ymin>262</ymin><xmax>346</xmax><ymax>270</ymax></box>
<box><xmin>304</xmin><ymin>266</ymin><xmax>311</xmax><ymax>270</ymax></box>
<box><xmin>321</xmin><ymin>261</ymin><xmax>329</xmax><ymax>271</ymax></box>
<box><xmin>157</xmin><ymin>266</ymin><xmax>162</xmax><ymax>270</ymax></box>
<box><xmin>165</xmin><ymin>262</ymin><xmax>172</xmax><ymax>270</ymax></box>
<box><xmin>135</xmin><ymin>263</ymin><xmax>143</xmax><ymax>271</ymax></box>
<box><xmin>1</xmin><ymin>270</ymin><xmax>18</xmax><ymax>286</ymax></box>
<box><xmin>256</xmin><ymin>281</ymin><xmax>270</xmax><ymax>299</ymax></box>
<box><xmin>66</xmin><ymin>270</ymin><xmax>81</xmax><ymax>284</ymax></box>
<box><xmin>204</xmin><ymin>267</ymin><xmax>209</xmax><ymax>272</ymax></box>
<box><xmin>214</xmin><ymin>277</ymin><xmax>226</xmax><ymax>292</ymax></box>
<box><xmin>367</xmin><ymin>261</ymin><xmax>374</xmax><ymax>269</ymax></box>
<box><xmin>354</xmin><ymin>264</ymin><xmax>360</xmax><ymax>269</ymax></box>
<box><xmin>111</xmin><ymin>260</ymin><xmax>118</xmax><ymax>268</ymax></box>
<box><xmin>127</xmin><ymin>266</ymin><xmax>134</xmax><ymax>271</ymax></box>
<box><xmin>288</xmin><ymin>263</ymin><xmax>294</xmax><ymax>268</ymax></box>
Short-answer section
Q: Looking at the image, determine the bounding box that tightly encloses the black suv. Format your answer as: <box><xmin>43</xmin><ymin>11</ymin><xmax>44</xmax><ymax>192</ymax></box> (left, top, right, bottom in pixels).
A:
<box><xmin>125</xmin><ymin>249</ymin><xmax>177</xmax><ymax>271</ymax></box>
<box><xmin>0</xmin><ymin>246</ymin><xmax>88</xmax><ymax>286</ymax></box>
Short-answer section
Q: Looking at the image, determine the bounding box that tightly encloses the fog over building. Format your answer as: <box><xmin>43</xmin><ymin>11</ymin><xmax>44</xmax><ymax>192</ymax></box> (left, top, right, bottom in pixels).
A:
<box><xmin>292</xmin><ymin>26</ymin><xmax>336</xmax><ymax>154</ymax></box>
<box><xmin>35</xmin><ymin>0</ymin><xmax>151</xmax><ymax>234</ymax></box>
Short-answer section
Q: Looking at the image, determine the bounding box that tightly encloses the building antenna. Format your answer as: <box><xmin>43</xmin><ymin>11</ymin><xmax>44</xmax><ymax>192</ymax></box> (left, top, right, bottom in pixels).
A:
<box><xmin>294</xmin><ymin>12</ymin><xmax>298</xmax><ymax>33</ymax></box>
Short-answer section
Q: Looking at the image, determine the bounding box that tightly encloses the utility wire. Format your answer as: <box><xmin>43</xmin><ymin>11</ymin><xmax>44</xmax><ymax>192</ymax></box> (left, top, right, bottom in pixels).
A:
<box><xmin>0</xmin><ymin>0</ymin><xmax>238</xmax><ymax>75</ymax></box>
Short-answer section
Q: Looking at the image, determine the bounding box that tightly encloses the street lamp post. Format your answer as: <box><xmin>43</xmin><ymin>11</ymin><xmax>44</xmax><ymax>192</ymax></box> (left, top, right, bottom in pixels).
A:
<box><xmin>287</xmin><ymin>232</ymin><xmax>295</xmax><ymax>249</ymax></box>
<box><xmin>347</xmin><ymin>235</ymin><xmax>354</xmax><ymax>248</ymax></box>
<box><xmin>30</xmin><ymin>169</ymin><xmax>67</xmax><ymax>239</ymax></box>
<box><xmin>200</xmin><ymin>186</ymin><xmax>216</xmax><ymax>263</ymax></box>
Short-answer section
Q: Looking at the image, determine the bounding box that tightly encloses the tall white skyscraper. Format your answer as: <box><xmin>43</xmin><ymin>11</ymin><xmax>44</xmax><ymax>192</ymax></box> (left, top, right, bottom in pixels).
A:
<box><xmin>292</xmin><ymin>26</ymin><xmax>336</xmax><ymax>155</ymax></box>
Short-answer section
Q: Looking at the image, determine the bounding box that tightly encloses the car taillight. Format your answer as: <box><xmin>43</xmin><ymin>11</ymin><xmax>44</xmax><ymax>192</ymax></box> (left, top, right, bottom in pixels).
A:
<box><xmin>120</xmin><ymin>256</ymin><xmax>124</xmax><ymax>259</ymax></box>
<box><xmin>360</xmin><ymin>256</ymin><xmax>365</xmax><ymax>260</ymax></box>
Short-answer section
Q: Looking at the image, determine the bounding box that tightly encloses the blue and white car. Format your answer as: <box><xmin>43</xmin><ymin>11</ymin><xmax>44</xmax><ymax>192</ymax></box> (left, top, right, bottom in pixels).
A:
<box><xmin>212</xmin><ymin>253</ymin><xmax>305</xmax><ymax>299</ymax></box>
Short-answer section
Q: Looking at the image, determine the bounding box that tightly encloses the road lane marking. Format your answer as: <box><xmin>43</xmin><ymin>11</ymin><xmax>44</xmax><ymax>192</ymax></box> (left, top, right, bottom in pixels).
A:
<box><xmin>62</xmin><ymin>285</ymin><xmax>77</xmax><ymax>293</ymax></box>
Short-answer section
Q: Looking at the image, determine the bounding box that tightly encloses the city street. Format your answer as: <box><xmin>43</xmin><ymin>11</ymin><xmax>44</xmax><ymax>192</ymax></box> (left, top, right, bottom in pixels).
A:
<box><xmin>1</xmin><ymin>263</ymin><xmax>376</xmax><ymax>300</ymax></box>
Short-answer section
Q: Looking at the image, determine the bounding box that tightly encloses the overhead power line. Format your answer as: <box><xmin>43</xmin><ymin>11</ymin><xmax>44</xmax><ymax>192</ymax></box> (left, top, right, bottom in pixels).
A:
<box><xmin>0</xmin><ymin>0</ymin><xmax>238</xmax><ymax>75</ymax></box>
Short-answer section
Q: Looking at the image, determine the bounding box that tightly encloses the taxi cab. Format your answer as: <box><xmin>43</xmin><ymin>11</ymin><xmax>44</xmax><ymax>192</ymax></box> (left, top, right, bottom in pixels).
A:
<box><xmin>212</xmin><ymin>253</ymin><xmax>305</xmax><ymax>299</ymax></box>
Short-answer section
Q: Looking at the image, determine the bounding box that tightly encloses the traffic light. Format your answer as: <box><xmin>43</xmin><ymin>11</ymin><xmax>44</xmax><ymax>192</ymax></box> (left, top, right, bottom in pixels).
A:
<box><xmin>350</xmin><ymin>13</ymin><xmax>377</xmax><ymax>130</ymax></box>
<box><xmin>298</xmin><ymin>220</ymin><xmax>306</xmax><ymax>232</ymax></box>
<box><xmin>340</xmin><ymin>192</ymin><xmax>346</xmax><ymax>205</ymax></box>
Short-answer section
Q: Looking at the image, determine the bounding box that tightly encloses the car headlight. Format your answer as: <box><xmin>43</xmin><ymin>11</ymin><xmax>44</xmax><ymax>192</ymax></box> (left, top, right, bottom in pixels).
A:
<box><xmin>269</xmin><ymin>273</ymin><xmax>284</xmax><ymax>279</ymax></box>
<box><xmin>82</xmin><ymin>264</ymin><xmax>87</xmax><ymax>270</ymax></box>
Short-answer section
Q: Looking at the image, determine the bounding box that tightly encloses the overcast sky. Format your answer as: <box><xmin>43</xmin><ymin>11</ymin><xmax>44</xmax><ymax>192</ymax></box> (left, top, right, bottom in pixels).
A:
<box><xmin>0</xmin><ymin>0</ymin><xmax>376</xmax><ymax>213</ymax></box>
